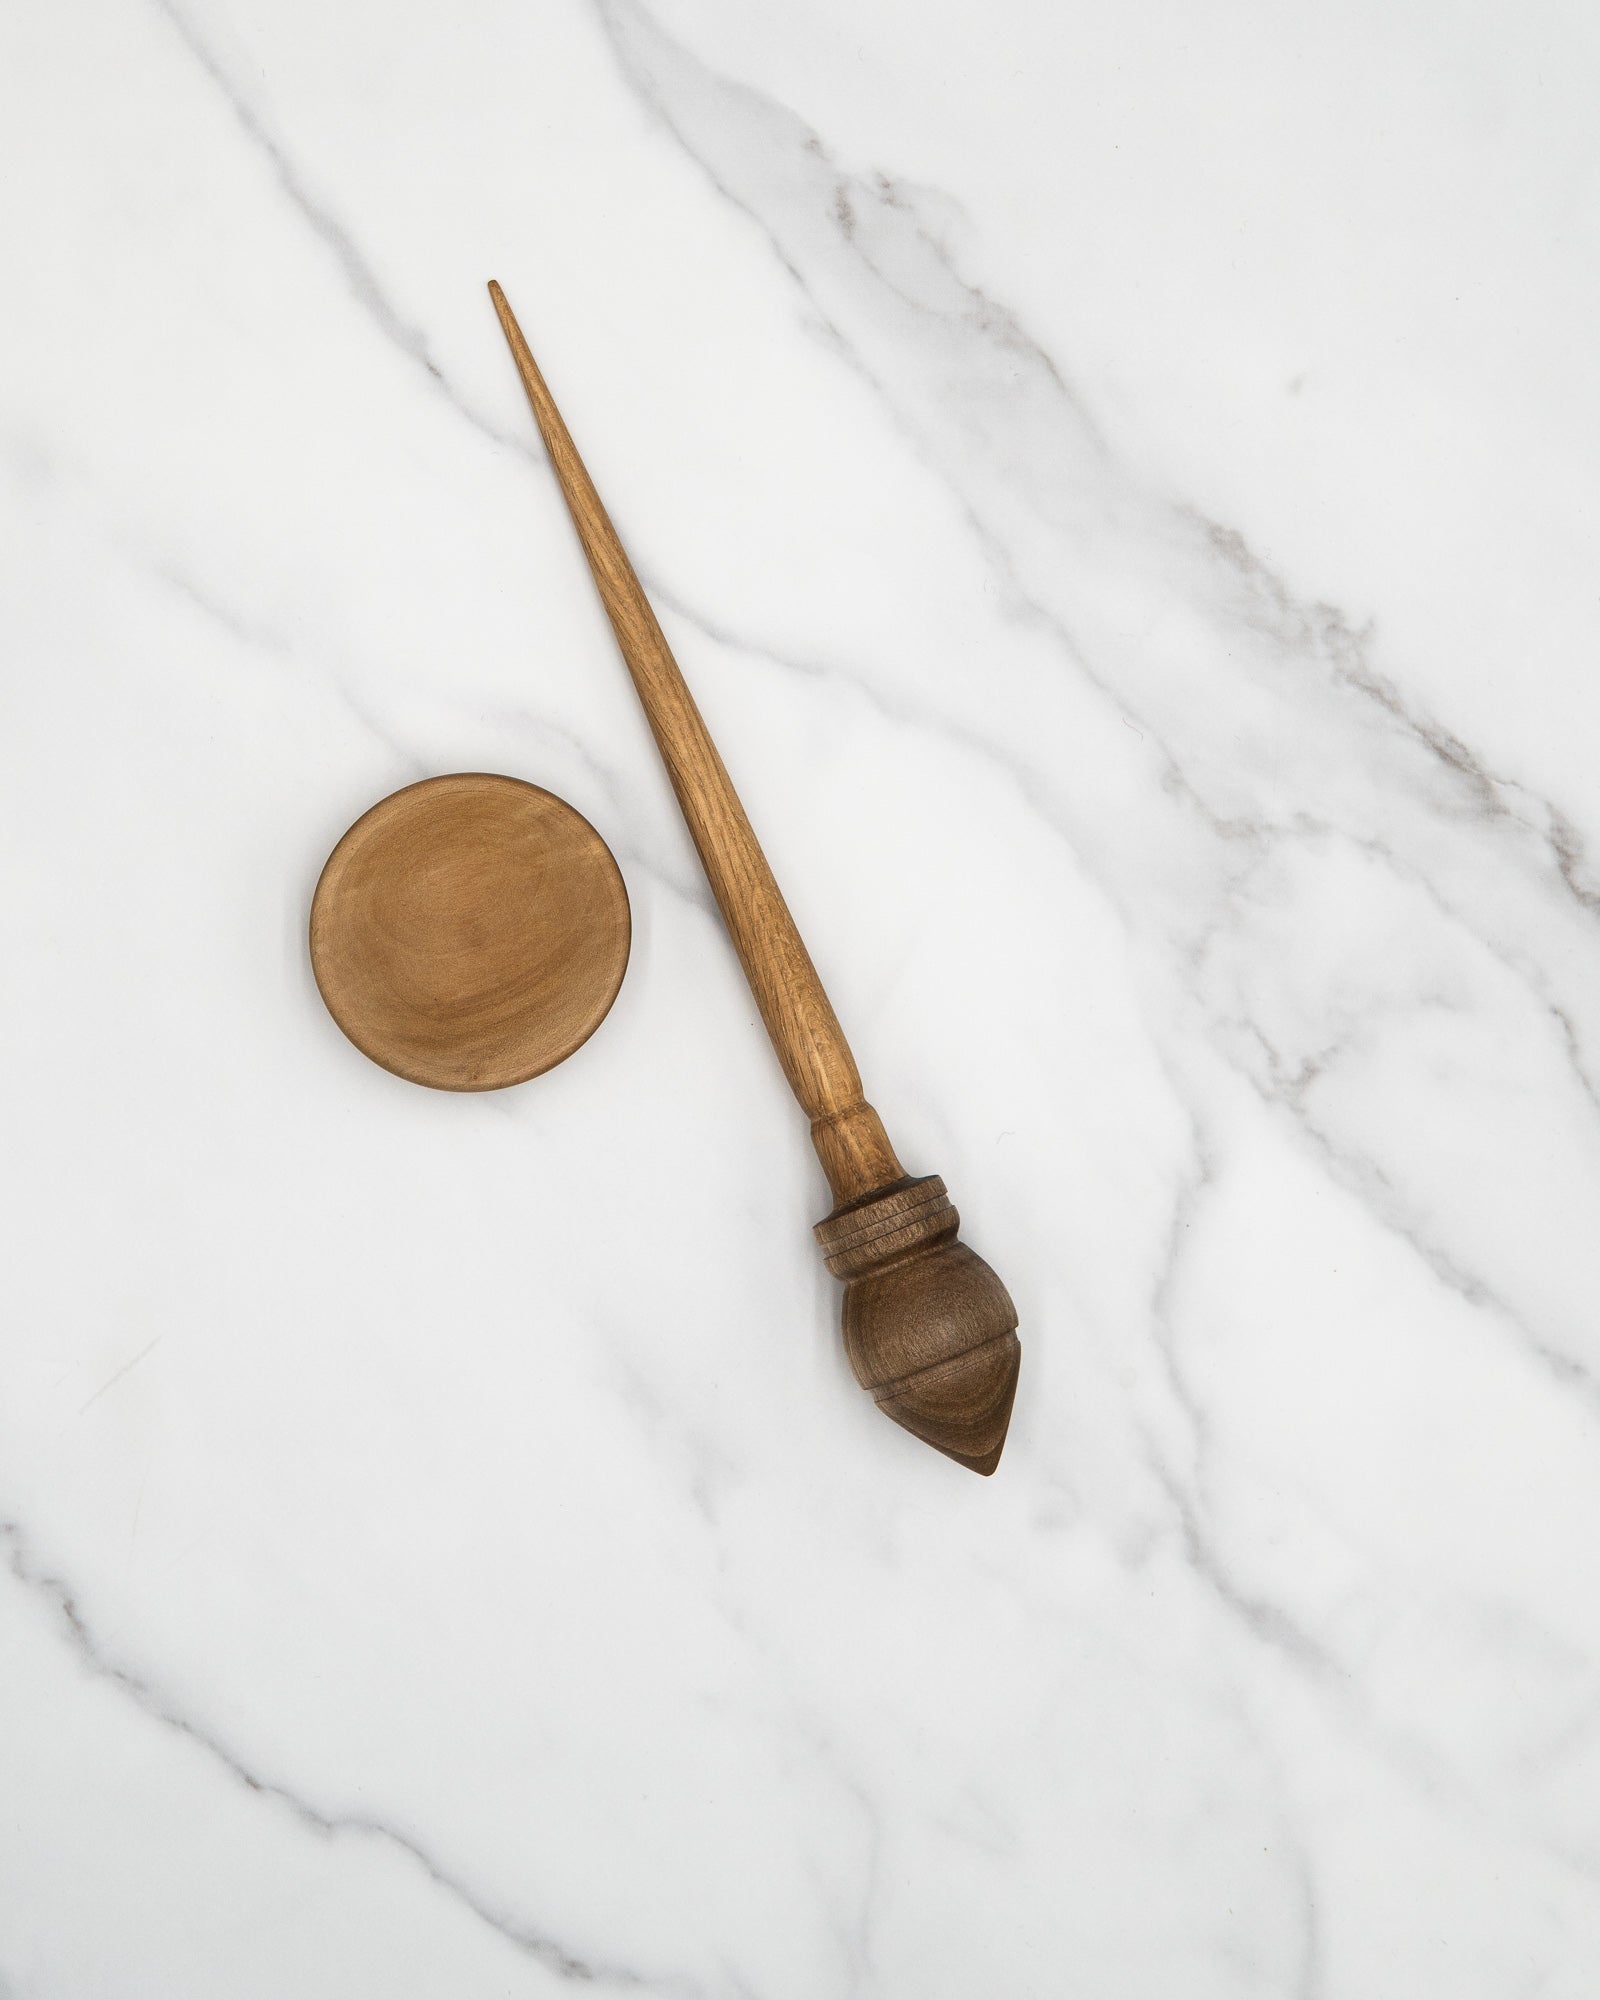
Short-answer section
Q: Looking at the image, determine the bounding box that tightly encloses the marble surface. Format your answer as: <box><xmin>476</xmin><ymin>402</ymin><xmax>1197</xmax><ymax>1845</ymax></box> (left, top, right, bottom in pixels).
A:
<box><xmin>5</xmin><ymin>1</ymin><xmax>1600</xmax><ymax>1992</ymax></box>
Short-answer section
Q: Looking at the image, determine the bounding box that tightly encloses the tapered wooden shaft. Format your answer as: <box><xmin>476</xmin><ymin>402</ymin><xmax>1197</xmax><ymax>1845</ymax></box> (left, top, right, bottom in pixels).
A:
<box><xmin>490</xmin><ymin>281</ymin><xmax>899</xmax><ymax>1206</ymax></box>
<box><xmin>491</xmin><ymin>282</ymin><xmax>1020</xmax><ymax>1473</ymax></box>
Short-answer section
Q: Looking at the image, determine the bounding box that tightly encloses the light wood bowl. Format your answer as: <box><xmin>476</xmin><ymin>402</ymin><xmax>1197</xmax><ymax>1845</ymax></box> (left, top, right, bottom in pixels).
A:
<box><xmin>310</xmin><ymin>772</ymin><xmax>630</xmax><ymax>1091</ymax></box>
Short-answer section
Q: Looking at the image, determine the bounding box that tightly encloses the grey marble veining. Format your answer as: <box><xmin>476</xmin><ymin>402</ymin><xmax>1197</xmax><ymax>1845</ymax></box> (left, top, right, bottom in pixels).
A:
<box><xmin>3</xmin><ymin>1</ymin><xmax>1600</xmax><ymax>1993</ymax></box>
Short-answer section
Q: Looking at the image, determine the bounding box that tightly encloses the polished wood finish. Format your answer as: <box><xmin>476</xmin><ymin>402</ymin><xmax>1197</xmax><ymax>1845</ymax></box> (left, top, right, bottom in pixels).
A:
<box><xmin>311</xmin><ymin>773</ymin><xmax>630</xmax><ymax>1091</ymax></box>
<box><xmin>490</xmin><ymin>281</ymin><xmax>1019</xmax><ymax>1473</ymax></box>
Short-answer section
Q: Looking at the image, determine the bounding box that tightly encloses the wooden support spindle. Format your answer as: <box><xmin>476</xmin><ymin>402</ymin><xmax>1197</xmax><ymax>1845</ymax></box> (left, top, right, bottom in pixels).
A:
<box><xmin>490</xmin><ymin>281</ymin><xmax>1019</xmax><ymax>1473</ymax></box>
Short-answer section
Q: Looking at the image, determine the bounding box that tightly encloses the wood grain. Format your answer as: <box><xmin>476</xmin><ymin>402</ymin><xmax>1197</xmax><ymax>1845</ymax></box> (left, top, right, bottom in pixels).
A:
<box><xmin>310</xmin><ymin>772</ymin><xmax>630</xmax><ymax>1092</ymax></box>
<box><xmin>490</xmin><ymin>281</ymin><xmax>1019</xmax><ymax>1473</ymax></box>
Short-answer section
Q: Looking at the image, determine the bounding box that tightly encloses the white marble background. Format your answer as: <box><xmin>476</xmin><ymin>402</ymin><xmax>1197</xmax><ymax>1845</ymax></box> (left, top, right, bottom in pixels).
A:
<box><xmin>4</xmin><ymin>0</ymin><xmax>1600</xmax><ymax>1992</ymax></box>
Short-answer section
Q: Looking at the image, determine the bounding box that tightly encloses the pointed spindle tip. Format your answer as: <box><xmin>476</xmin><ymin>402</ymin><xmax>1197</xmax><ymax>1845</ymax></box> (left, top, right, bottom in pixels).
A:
<box><xmin>487</xmin><ymin>279</ymin><xmax>517</xmax><ymax>343</ymax></box>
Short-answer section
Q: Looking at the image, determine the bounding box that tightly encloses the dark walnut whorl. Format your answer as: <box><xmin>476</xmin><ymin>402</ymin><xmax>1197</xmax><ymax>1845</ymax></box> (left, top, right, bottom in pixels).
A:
<box><xmin>491</xmin><ymin>281</ymin><xmax>1021</xmax><ymax>1474</ymax></box>
<box><xmin>815</xmin><ymin>1176</ymin><xmax>1019</xmax><ymax>1475</ymax></box>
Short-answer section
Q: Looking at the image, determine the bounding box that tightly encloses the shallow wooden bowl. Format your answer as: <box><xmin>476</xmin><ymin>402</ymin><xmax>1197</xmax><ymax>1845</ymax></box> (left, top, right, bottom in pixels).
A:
<box><xmin>310</xmin><ymin>772</ymin><xmax>630</xmax><ymax>1091</ymax></box>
